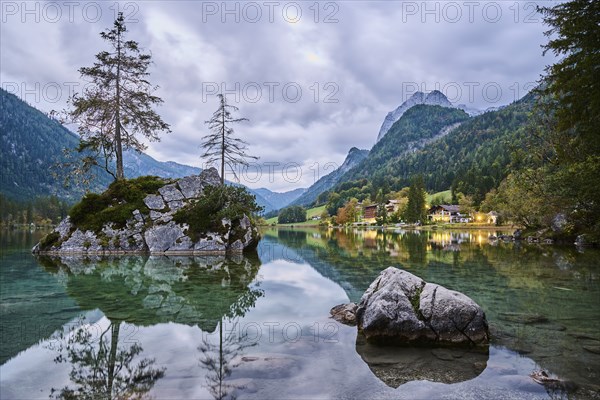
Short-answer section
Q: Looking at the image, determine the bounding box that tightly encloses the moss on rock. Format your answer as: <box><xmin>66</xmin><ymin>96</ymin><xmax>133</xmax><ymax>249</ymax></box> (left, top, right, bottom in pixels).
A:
<box><xmin>69</xmin><ymin>176</ymin><xmax>170</xmax><ymax>233</ymax></box>
<box><xmin>38</xmin><ymin>231</ymin><xmax>61</xmax><ymax>251</ymax></box>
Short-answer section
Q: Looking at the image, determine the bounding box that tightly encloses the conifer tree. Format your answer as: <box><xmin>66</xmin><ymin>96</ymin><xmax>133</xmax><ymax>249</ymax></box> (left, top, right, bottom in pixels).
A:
<box><xmin>69</xmin><ymin>12</ymin><xmax>170</xmax><ymax>180</ymax></box>
<box><xmin>201</xmin><ymin>94</ymin><xmax>257</xmax><ymax>185</ymax></box>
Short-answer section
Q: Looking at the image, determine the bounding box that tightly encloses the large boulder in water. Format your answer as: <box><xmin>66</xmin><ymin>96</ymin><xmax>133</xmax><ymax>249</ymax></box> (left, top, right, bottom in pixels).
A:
<box><xmin>331</xmin><ymin>267</ymin><xmax>489</xmax><ymax>346</ymax></box>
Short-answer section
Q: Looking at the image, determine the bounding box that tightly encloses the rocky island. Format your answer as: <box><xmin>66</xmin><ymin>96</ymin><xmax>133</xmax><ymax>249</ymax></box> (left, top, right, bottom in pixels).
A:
<box><xmin>32</xmin><ymin>168</ymin><xmax>260</xmax><ymax>255</ymax></box>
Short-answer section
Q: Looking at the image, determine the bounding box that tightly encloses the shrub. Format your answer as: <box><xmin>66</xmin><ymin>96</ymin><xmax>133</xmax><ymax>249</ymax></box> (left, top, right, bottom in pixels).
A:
<box><xmin>278</xmin><ymin>206</ymin><xmax>307</xmax><ymax>224</ymax></box>
<box><xmin>39</xmin><ymin>231</ymin><xmax>61</xmax><ymax>251</ymax></box>
<box><xmin>173</xmin><ymin>185</ymin><xmax>262</xmax><ymax>242</ymax></box>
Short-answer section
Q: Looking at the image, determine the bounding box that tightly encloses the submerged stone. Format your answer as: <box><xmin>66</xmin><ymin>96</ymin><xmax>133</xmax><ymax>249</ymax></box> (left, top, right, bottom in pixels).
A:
<box><xmin>355</xmin><ymin>333</ymin><xmax>488</xmax><ymax>388</ymax></box>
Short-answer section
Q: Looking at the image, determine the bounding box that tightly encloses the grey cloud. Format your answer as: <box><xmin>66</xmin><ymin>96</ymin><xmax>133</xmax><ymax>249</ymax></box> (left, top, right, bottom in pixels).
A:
<box><xmin>0</xmin><ymin>0</ymin><xmax>555</xmax><ymax>191</ymax></box>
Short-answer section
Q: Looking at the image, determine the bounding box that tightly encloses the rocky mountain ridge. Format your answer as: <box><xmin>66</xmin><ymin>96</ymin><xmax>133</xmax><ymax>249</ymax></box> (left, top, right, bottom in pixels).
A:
<box><xmin>376</xmin><ymin>90</ymin><xmax>455</xmax><ymax>142</ymax></box>
<box><xmin>292</xmin><ymin>147</ymin><xmax>369</xmax><ymax>206</ymax></box>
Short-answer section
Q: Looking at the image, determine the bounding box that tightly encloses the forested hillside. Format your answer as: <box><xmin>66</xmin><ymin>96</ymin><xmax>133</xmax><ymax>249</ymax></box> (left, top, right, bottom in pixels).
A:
<box><xmin>321</xmin><ymin>94</ymin><xmax>534</xmax><ymax>206</ymax></box>
<box><xmin>0</xmin><ymin>89</ymin><xmax>93</xmax><ymax>201</ymax></box>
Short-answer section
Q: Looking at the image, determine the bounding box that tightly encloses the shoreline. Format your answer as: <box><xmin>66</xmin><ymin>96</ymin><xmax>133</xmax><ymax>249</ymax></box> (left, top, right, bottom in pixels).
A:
<box><xmin>33</xmin><ymin>249</ymin><xmax>247</xmax><ymax>256</ymax></box>
<box><xmin>260</xmin><ymin>224</ymin><xmax>517</xmax><ymax>231</ymax></box>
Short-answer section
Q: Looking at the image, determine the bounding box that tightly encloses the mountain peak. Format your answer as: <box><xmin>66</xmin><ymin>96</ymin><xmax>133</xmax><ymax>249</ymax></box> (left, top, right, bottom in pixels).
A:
<box><xmin>376</xmin><ymin>90</ymin><xmax>455</xmax><ymax>142</ymax></box>
<box><xmin>348</xmin><ymin>146</ymin><xmax>367</xmax><ymax>154</ymax></box>
<box><xmin>425</xmin><ymin>90</ymin><xmax>451</xmax><ymax>104</ymax></box>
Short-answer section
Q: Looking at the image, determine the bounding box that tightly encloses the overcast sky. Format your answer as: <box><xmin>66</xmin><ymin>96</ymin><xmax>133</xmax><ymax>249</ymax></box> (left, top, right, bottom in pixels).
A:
<box><xmin>1</xmin><ymin>1</ymin><xmax>558</xmax><ymax>191</ymax></box>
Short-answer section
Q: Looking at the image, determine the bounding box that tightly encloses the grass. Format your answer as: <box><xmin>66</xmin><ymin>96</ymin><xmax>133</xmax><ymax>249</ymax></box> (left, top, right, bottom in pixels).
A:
<box><xmin>265</xmin><ymin>205</ymin><xmax>326</xmax><ymax>225</ymax></box>
<box><xmin>427</xmin><ymin>190</ymin><xmax>452</xmax><ymax>204</ymax></box>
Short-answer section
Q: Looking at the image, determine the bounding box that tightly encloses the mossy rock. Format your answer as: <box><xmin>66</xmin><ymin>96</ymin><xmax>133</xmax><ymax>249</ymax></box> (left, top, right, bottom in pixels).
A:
<box><xmin>69</xmin><ymin>176</ymin><xmax>170</xmax><ymax>233</ymax></box>
<box><xmin>38</xmin><ymin>231</ymin><xmax>61</xmax><ymax>251</ymax></box>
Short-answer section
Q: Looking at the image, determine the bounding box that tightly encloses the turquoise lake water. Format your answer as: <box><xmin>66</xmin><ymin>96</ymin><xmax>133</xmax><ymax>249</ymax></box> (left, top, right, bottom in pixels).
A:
<box><xmin>1</xmin><ymin>228</ymin><xmax>599</xmax><ymax>399</ymax></box>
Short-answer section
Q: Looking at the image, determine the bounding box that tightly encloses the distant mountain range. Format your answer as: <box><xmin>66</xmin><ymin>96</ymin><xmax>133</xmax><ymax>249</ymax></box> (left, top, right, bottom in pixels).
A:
<box><xmin>291</xmin><ymin>89</ymin><xmax>534</xmax><ymax>208</ymax></box>
<box><xmin>0</xmin><ymin>88</ymin><xmax>302</xmax><ymax>212</ymax></box>
<box><xmin>292</xmin><ymin>147</ymin><xmax>369</xmax><ymax>206</ymax></box>
<box><xmin>252</xmin><ymin>187</ymin><xmax>306</xmax><ymax>211</ymax></box>
<box><xmin>1</xmin><ymin>86</ymin><xmax>534</xmax><ymax>215</ymax></box>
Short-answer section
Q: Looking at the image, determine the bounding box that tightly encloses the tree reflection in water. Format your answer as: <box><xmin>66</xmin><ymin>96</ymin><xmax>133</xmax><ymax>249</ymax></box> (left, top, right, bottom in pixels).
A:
<box><xmin>39</xmin><ymin>253</ymin><xmax>263</xmax><ymax>400</ymax></box>
<box><xmin>196</xmin><ymin>262</ymin><xmax>263</xmax><ymax>400</ymax></box>
<box><xmin>50</xmin><ymin>319</ymin><xmax>164</xmax><ymax>400</ymax></box>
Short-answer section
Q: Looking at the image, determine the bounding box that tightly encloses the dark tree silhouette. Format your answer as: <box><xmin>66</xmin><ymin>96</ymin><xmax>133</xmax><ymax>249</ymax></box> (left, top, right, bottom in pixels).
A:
<box><xmin>201</xmin><ymin>94</ymin><xmax>257</xmax><ymax>185</ymax></box>
<box><xmin>50</xmin><ymin>320</ymin><xmax>165</xmax><ymax>400</ymax></box>
<box><xmin>197</xmin><ymin>258</ymin><xmax>263</xmax><ymax>400</ymax></box>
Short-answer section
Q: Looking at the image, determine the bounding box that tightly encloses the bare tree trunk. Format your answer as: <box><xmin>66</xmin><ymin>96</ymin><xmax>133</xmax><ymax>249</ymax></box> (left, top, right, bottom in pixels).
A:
<box><xmin>219</xmin><ymin>319</ymin><xmax>224</xmax><ymax>399</ymax></box>
<box><xmin>115</xmin><ymin>29</ymin><xmax>124</xmax><ymax>180</ymax></box>
<box><xmin>107</xmin><ymin>322</ymin><xmax>120</xmax><ymax>400</ymax></box>
<box><xmin>220</xmin><ymin>105</ymin><xmax>225</xmax><ymax>185</ymax></box>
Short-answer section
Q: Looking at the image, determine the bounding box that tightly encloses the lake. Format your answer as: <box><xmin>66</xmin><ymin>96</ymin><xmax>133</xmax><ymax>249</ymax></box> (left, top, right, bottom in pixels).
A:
<box><xmin>1</xmin><ymin>227</ymin><xmax>599</xmax><ymax>399</ymax></box>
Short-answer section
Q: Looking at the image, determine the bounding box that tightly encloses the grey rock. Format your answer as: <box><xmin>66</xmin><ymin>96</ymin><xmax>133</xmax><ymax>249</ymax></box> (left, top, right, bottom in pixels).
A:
<box><xmin>59</xmin><ymin>229</ymin><xmax>101</xmax><ymax>253</ymax></box>
<box><xmin>55</xmin><ymin>216</ymin><xmax>73</xmax><ymax>239</ymax></box>
<box><xmin>421</xmin><ymin>283</ymin><xmax>489</xmax><ymax>345</ymax></box>
<box><xmin>551</xmin><ymin>213</ymin><xmax>568</xmax><ymax>233</ymax></box>
<box><xmin>121</xmin><ymin>234</ymin><xmax>145</xmax><ymax>251</ymax></box>
<box><xmin>132</xmin><ymin>209</ymin><xmax>144</xmax><ymax>223</ymax></box>
<box><xmin>33</xmin><ymin>169</ymin><xmax>260</xmax><ymax>255</ymax></box>
<box><xmin>330</xmin><ymin>303</ymin><xmax>358</xmax><ymax>326</ymax></box>
<box><xmin>194</xmin><ymin>236</ymin><xmax>227</xmax><ymax>253</ymax></box>
<box><xmin>240</xmin><ymin>215</ymin><xmax>251</xmax><ymax>229</ymax></box>
<box><xmin>168</xmin><ymin>200</ymin><xmax>185</xmax><ymax>212</ymax></box>
<box><xmin>126</xmin><ymin>218</ymin><xmax>144</xmax><ymax>234</ymax></box>
<box><xmin>355</xmin><ymin>267</ymin><xmax>489</xmax><ymax>346</ymax></box>
<box><xmin>149</xmin><ymin>210</ymin><xmax>163</xmax><ymax>221</ymax></box>
<box><xmin>228</xmin><ymin>239</ymin><xmax>244</xmax><ymax>252</ymax></box>
<box><xmin>144</xmin><ymin>195</ymin><xmax>166</xmax><ymax>211</ymax></box>
<box><xmin>158</xmin><ymin>211</ymin><xmax>174</xmax><ymax>224</ymax></box>
<box><xmin>144</xmin><ymin>222</ymin><xmax>186</xmax><ymax>253</ymax></box>
<box><xmin>177</xmin><ymin>175</ymin><xmax>204</xmax><ymax>198</ymax></box>
<box><xmin>158</xmin><ymin>184</ymin><xmax>185</xmax><ymax>202</ymax></box>
<box><xmin>167</xmin><ymin>235</ymin><xmax>193</xmax><ymax>251</ymax></box>
<box><xmin>199</xmin><ymin>167</ymin><xmax>221</xmax><ymax>186</ymax></box>
<box><xmin>377</xmin><ymin>91</ymin><xmax>454</xmax><ymax>142</ymax></box>
<box><xmin>149</xmin><ymin>210</ymin><xmax>174</xmax><ymax>224</ymax></box>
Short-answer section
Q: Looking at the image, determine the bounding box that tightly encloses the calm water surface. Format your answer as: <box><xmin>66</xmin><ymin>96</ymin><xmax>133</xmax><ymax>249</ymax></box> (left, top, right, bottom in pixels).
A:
<box><xmin>1</xmin><ymin>228</ymin><xmax>599</xmax><ymax>399</ymax></box>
